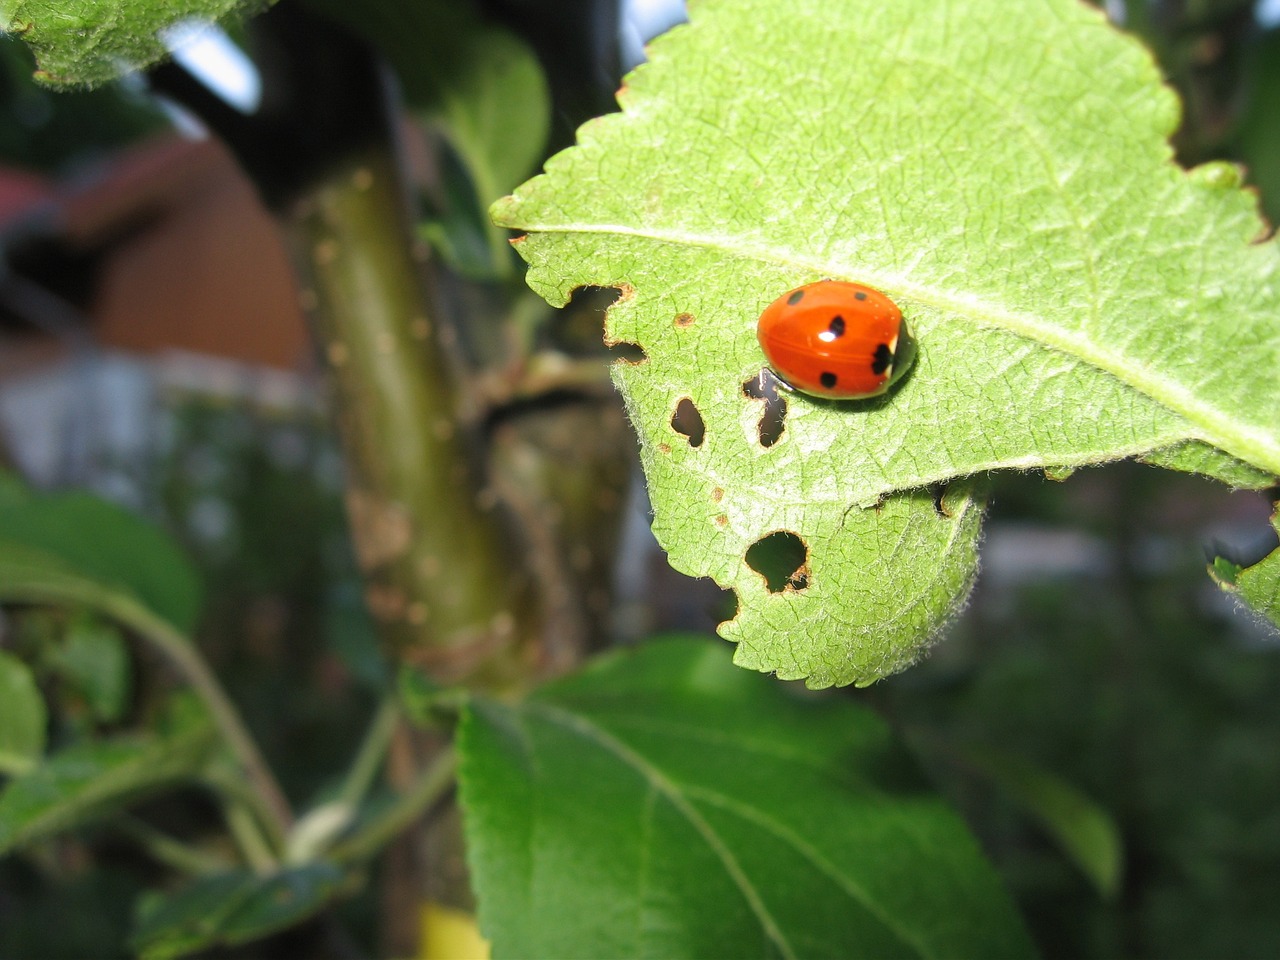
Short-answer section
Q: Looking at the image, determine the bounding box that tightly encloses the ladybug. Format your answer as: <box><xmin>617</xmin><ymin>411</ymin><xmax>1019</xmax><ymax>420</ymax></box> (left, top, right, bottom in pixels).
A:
<box><xmin>756</xmin><ymin>280</ymin><xmax>915</xmax><ymax>400</ymax></box>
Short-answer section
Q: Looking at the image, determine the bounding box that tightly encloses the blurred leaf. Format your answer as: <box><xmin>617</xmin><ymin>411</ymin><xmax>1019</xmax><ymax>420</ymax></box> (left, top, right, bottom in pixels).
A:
<box><xmin>0</xmin><ymin>722</ymin><xmax>216</xmax><ymax>854</ymax></box>
<box><xmin>132</xmin><ymin>862</ymin><xmax>346</xmax><ymax>960</ymax></box>
<box><xmin>1234</xmin><ymin>28</ymin><xmax>1280</xmax><ymax>226</ymax></box>
<box><xmin>419</xmin><ymin>145</ymin><xmax>504</xmax><ymax>279</ymax></box>
<box><xmin>961</xmin><ymin>744</ymin><xmax>1123</xmax><ymax>899</ymax></box>
<box><xmin>459</xmin><ymin>637</ymin><xmax>1033</xmax><ymax>959</ymax></box>
<box><xmin>0</xmin><ymin>651</ymin><xmax>45</xmax><ymax>776</ymax></box>
<box><xmin>496</xmin><ymin>0</ymin><xmax>1280</xmax><ymax>686</ymax></box>
<box><xmin>1210</xmin><ymin>508</ymin><xmax>1280</xmax><ymax>630</ymax></box>
<box><xmin>433</xmin><ymin>24</ymin><xmax>549</xmax><ymax>209</ymax></box>
<box><xmin>302</xmin><ymin>0</ymin><xmax>550</xmax><ymax>184</ymax></box>
<box><xmin>0</xmin><ymin>483</ymin><xmax>201</xmax><ymax>633</ymax></box>
<box><xmin>1</xmin><ymin>0</ymin><xmax>271</xmax><ymax>87</ymax></box>
<box><xmin>56</xmin><ymin>614</ymin><xmax>132</xmax><ymax>723</ymax></box>
<box><xmin>0</xmin><ymin>36</ymin><xmax>165</xmax><ymax>169</ymax></box>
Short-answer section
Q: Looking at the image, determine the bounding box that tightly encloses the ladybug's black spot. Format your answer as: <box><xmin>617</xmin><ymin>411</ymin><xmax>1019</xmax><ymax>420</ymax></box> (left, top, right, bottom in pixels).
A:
<box><xmin>871</xmin><ymin>343</ymin><xmax>893</xmax><ymax>375</ymax></box>
<box><xmin>786</xmin><ymin>289</ymin><xmax>805</xmax><ymax>305</ymax></box>
<box><xmin>854</xmin><ymin>291</ymin><xmax>868</xmax><ymax>301</ymax></box>
<box><xmin>827</xmin><ymin>315</ymin><xmax>846</xmax><ymax>338</ymax></box>
<box><xmin>820</xmin><ymin>371</ymin><xmax>838</xmax><ymax>389</ymax></box>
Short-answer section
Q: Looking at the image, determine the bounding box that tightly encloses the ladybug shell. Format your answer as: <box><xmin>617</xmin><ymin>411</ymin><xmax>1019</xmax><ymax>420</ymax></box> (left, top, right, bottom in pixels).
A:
<box><xmin>756</xmin><ymin>280</ymin><xmax>913</xmax><ymax>400</ymax></box>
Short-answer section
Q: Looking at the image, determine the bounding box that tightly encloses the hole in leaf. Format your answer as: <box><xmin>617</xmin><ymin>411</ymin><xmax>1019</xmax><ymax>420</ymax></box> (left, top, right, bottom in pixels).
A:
<box><xmin>557</xmin><ymin>285</ymin><xmax>625</xmax><ymax>356</ymax></box>
<box><xmin>745</xmin><ymin>531</ymin><xmax>809</xmax><ymax>593</ymax></box>
<box><xmin>671</xmin><ymin>398</ymin><xmax>705</xmax><ymax>447</ymax></box>
<box><xmin>608</xmin><ymin>341</ymin><xmax>647</xmax><ymax>364</ymax></box>
<box><xmin>743</xmin><ymin>370</ymin><xmax>787</xmax><ymax>448</ymax></box>
<box><xmin>930</xmin><ymin>483</ymin><xmax>950</xmax><ymax>518</ymax></box>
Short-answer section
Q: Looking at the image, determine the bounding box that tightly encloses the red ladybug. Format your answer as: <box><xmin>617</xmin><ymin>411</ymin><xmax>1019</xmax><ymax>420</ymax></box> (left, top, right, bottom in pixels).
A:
<box><xmin>756</xmin><ymin>280</ymin><xmax>915</xmax><ymax>400</ymax></box>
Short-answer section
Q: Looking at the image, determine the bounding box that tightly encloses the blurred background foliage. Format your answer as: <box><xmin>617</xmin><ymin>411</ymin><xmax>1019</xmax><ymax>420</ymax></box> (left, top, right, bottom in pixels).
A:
<box><xmin>0</xmin><ymin>0</ymin><xmax>1278</xmax><ymax>957</ymax></box>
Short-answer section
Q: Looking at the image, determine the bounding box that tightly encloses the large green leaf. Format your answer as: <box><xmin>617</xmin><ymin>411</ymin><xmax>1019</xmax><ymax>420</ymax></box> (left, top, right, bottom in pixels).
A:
<box><xmin>0</xmin><ymin>724</ymin><xmax>217</xmax><ymax>854</ymax></box>
<box><xmin>0</xmin><ymin>651</ymin><xmax>46</xmax><ymax>776</ymax></box>
<box><xmin>495</xmin><ymin>0</ymin><xmax>1280</xmax><ymax>684</ymax></box>
<box><xmin>0</xmin><ymin>480</ymin><xmax>201</xmax><ymax>633</ymax></box>
<box><xmin>459</xmin><ymin>637</ymin><xmax>1034</xmax><ymax>959</ymax></box>
<box><xmin>1</xmin><ymin>0</ymin><xmax>268</xmax><ymax>86</ymax></box>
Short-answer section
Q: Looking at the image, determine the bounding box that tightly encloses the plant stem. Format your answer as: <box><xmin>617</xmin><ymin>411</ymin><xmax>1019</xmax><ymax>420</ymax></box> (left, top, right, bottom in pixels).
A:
<box><xmin>223</xmin><ymin>795</ymin><xmax>279</xmax><ymax>874</ymax></box>
<box><xmin>339</xmin><ymin>692</ymin><xmax>401</xmax><ymax>810</ymax></box>
<box><xmin>285</xmin><ymin>145</ymin><xmax>543</xmax><ymax>691</ymax></box>
<box><xmin>110</xmin><ymin>597</ymin><xmax>294</xmax><ymax>841</ymax></box>
<box><xmin>116</xmin><ymin>815</ymin><xmax>230</xmax><ymax>876</ymax></box>
<box><xmin>327</xmin><ymin>746</ymin><xmax>458</xmax><ymax>867</ymax></box>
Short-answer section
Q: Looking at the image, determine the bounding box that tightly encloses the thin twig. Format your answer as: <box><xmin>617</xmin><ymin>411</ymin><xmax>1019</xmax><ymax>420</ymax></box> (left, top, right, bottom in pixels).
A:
<box><xmin>327</xmin><ymin>746</ymin><xmax>458</xmax><ymax>866</ymax></box>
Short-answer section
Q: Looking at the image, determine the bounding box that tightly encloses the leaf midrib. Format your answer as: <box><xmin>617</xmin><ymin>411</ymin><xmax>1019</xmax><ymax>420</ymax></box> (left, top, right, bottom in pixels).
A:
<box><xmin>528</xmin><ymin>701</ymin><xmax>794</xmax><ymax>958</ymax></box>
<box><xmin>529</xmin><ymin>700</ymin><xmax>930</xmax><ymax>958</ymax></box>
<box><xmin>510</xmin><ymin>221</ymin><xmax>1280</xmax><ymax>476</ymax></box>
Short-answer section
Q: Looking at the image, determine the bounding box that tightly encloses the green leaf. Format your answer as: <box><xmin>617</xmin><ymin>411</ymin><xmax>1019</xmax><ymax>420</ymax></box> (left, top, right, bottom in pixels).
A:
<box><xmin>0</xmin><ymin>651</ymin><xmax>46</xmax><ymax>776</ymax></box>
<box><xmin>0</xmin><ymin>723</ymin><xmax>216</xmax><ymax>854</ymax></box>
<box><xmin>434</xmin><ymin>24</ymin><xmax>550</xmax><ymax>207</ymax></box>
<box><xmin>1210</xmin><ymin>508</ymin><xmax>1280</xmax><ymax>630</ymax></box>
<box><xmin>132</xmin><ymin>863</ymin><xmax>346</xmax><ymax>960</ymax></box>
<box><xmin>0</xmin><ymin>482</ymin><xmax>201</xmax><ymax>633</ymax></box>
<box><xmin>1</xmin><ymin>0</ymin><xmax>269</xmax><ymax>87</ymax></box>
<box><xmin>495</xmin><ymin>0</ymin><xmax>1280</xmax><ymax>685</ymax></box>
<box><xmin>56</xmin><ymin>614</ymin><xmax>132</xmax><ymax>723</ymax></box>
<box><xmin>961</xmin><ymin>745</ymin><xmax>1123</xmax><ymax>899</ymax></box>
<box><xmin>459</xmin><ymin>637</ymin><xmax>1034</xmax><ymax>959</ymax></box>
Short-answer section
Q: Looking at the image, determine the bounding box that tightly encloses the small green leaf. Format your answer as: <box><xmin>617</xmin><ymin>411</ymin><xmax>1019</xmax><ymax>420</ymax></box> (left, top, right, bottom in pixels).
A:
<box><xmin>434</xmin><ymin>25</ymin><xmax>550</xmax><ymax>209</ymax></box>
<box><xmin>0</xmin><ymin>651</ymin><xmax>46</xmax><ymax>776</ymax></box>
<box><xmin>1211</xmin><ymin>508</ymin><xmax>1280</xmax><ymax>630</ymax></box>
<box><xmin>459</xmin><ymin>637</ymin><xmax>1034</xmax><ymax>959</ymax></box>
<box><xmin>56</xmin><ymin>614</ymin><xmax>132</xmax><ymax>723</ymax></box>
<box><xmin>0</xmin><ymin>482</ymin><xmax>201</xmax><ymax>633</ymax></box>
<box><xmin>962</xmin><ymin>745</ymin><xmax>1123</xmax><ymax>899</ymax></box>
<box><xmin>496</xmin><ymin>0</ymin><xmax>1280</xmax><ymax>685</ymax></box>
<box><xmin>1</xmin><ymin>0</ymin><xmax>270</xmax><ymax>87</ymax></box>
<box><xmin>132</xmin><ymin>863</ymin><xmax>347</xmax><ymax>960</ymax></box>
<box><xmin>0</xmin><ymin>723</ymin><xmax>216</xmax><ymax>854</ymax></box>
